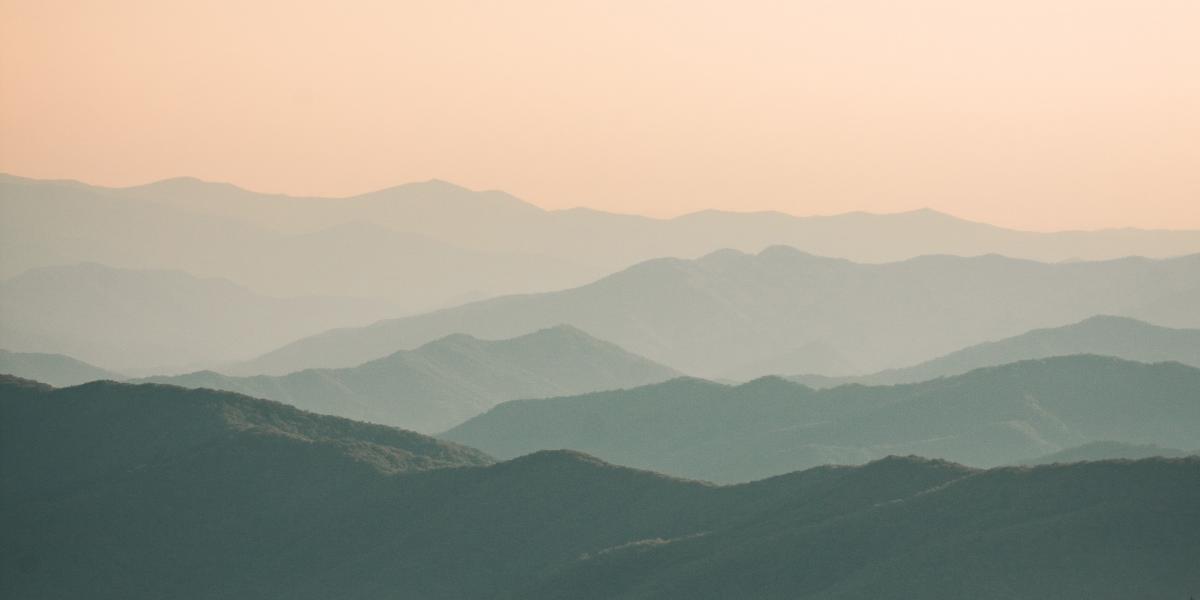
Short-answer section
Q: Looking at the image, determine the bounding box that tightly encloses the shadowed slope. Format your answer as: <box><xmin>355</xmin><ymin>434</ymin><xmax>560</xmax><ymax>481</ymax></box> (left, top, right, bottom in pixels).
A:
<box><xmin>3</xmin><ymin>376</ymin><xmax>1196</xmax><ymax>599</ymax></box>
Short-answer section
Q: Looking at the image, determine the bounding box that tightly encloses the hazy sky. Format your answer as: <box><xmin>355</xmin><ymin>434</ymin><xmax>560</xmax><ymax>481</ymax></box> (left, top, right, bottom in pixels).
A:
<box><xmin>2</xmin><ymin>0</ymin><xmax>1198</xmax><ymax>230</ymax></box>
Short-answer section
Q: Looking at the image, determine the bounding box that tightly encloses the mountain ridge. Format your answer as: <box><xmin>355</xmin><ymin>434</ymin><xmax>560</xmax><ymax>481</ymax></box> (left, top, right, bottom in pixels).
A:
<box><xmin>444</xmin><ymin>355</ymin><xmax>1200</xmax><ymax>482</ymax></box>
<box><xmin>3</xmin><ymin>374</ymin><xmax>1197</xmax><ymax>599</ymax></box>
<box><xmin>138</xmin><ymin>325</ymin><xmax>680</xmax><ymax>432</ymax></box>
<box><xmin>234</xmin><ymin>249</ymin><xmax>1200</xmax><ymax>376</ymax></box>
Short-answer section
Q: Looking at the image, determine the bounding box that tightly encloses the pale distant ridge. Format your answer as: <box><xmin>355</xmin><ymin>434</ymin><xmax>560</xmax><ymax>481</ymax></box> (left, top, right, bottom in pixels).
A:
<box><xmin>5</xmin><ymin>173</ymin><xmax>1200</xmax><ymax>307</ymax></box>
<box><xmin>236</xmin><ymin>249</ymin><xmax>1200</xmax><ymax>377</ymax></box>
<box><xmin>0</xmin><ymin>263</ymin><xmax>398</xmax><ymax>371</ymax></box>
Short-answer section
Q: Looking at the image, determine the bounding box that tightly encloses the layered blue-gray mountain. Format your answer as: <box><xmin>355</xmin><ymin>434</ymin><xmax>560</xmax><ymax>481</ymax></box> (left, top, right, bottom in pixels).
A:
<box><xmin>138</xmin><ymin>326</ymin><xmax>678</xmax><ymax>432</ymax></box>
<box><xmin>7</xmin><ymin>172</ymin><xmax>1200</xmax><ymax>318</ymax></box>
<box><xmin>787</xmin><ymin>315</ymin><xmax>1200</xmax><ymax>388</ymax></box>
<box><xmin>0</xmin><ymin>263</ymin><xmax>399</xmax><ymax>371</ymax></box>
<box><xmin>444</xmin><ymin>355</ymin><xmax>1200</xmax><ymax>482</ymax></box>
<box><xmin>3</xmin><ymin>375</ymin><xmax>1197</xmax><ymax>600</ymax></box>
<box><xmin>236</xmin><ymin>249</ymin><xmax>1200</xmax><ymax>377</ymax></box>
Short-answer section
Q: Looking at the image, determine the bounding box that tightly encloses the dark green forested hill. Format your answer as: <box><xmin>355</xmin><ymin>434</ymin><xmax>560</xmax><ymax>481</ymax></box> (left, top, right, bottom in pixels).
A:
<box><xmin>445</xmin><ymin>355</ymin><xmax>1200</xmax><ymax>482</ymax></box>
<box><xmin>1</xmin><ymin>375</ymin><xmax>1197</xmax><ymax>599</ymax></box>
<box><xmin>137</xmin><ymin>325</ymin><xmax>678</xmax><ymax>433</ymax></box>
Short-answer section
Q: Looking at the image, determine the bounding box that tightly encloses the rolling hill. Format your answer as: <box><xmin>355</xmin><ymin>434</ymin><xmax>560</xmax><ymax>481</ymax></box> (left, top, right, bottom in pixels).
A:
<box><xmin>0</xmin><ymin>349</ymin><xmax>120</xmax><ymax>387</ymax></box>
<box><xmin>2</xmin><ymin>375</ymin><xmax>1197</xmax><ymax>599</ymax></box>
<box><xmin>236</xmin><ymin>249</ymin><xmax>1200</xmax><ymax>376</ymax></box>
<box><xmin>138</xmin><ymin>326</ymin><xmax>679</xmax><ymax>432</ymax></box>
<box><xmin>788</xmin><ymin>315</ymin><xmax>1200</xmax><ymax>388</ymax></box>
<box><xmin>444</xmin><ymin>355</ymin><xmax>1200</xmax><ymax>482</ymax></box>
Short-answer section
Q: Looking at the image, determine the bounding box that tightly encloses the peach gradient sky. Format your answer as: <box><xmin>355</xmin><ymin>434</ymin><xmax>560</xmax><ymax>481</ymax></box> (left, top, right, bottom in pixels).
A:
<box><xmin>2</xmin><ymin>0</ymin><xmax>1198</xmax><ymax>231</ymax></box>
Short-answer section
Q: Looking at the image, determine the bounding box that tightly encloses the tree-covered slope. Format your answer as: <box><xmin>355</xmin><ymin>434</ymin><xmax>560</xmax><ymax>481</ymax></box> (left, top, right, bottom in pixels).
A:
<box><xmin>2</xmin><ymin>375</ymin><xmax>1197</xmax><ymax>599</ymax></box>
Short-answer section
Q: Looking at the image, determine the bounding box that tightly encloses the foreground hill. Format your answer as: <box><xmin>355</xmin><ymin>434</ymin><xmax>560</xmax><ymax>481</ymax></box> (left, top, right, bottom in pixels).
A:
<box><xmin>0</xmin><ymin>263</ymin><xmax>401</xmax><ymax>371</ymax></box>
<box><xmin>445</xmin><ymin>355</ymin><xmax>1200</xmax><ymax>482</ymax></box>
<box><xmin>139</xmin><ymin>326</ymin><xmax>678</xmax><ymax>432</ymax></box>
<box><xmin>788</xmin><ymin>315</ymin><xmax>1200</xmax><ymax>388</ymax></box>
<box><xmin>238</xmin><ymin>249</ymin><xmax>1200</xmax><ymax>377</ymax></box>
<box><xmin>2</xmin><ymin>376</ymin><xmax>1197</xmax><ymax>599</ymax></box>
<box><xmin>0</xmin><ymin>349</ymin><xmax>119</xmax><ymax>387</ymax></box>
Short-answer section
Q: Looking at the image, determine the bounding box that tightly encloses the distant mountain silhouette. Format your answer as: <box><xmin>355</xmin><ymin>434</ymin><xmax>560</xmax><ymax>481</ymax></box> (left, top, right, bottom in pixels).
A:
<box><xmin>236</xmin><ymin>249</ymin><xmax>1200</xmax><ymax>376</ymax></box>
<box><xmin>0</xmin><ymin>263</ymin><xmax>400</xmax><ymax>371</ymax></box>
<box><xmin>0</xmin><ymin>175</ymin><xmax>601</xmax><ymax>310</ymax></box>
<box><xmin>1018</xmin><ymin>441</ymin><xmax>1196</xmax><ymax>465</ymax></box>
<box><xmin>445</xmin><ymin>355</ymin><xmax>1200</xmax><ymax>482</ymax></box>
<box><xmin>82</xmin><ymin>173</ymin><xmax>1200</xmax><ymax>266</ymax></box>
<box><xmin>3</xmin><ymin>375</ymin><xmax>1197</xmax><ymax>599</ymax></box>
<box><xmin>0</xmin><ymin>349</ymin><xmax>120</xmax><ymax>387</ymax></box>
<box><xmin>788</xmin><ymin>315</ymin><xmax>1200</xmax><ymax>388</ymax></box>
<box><xmin>6</xmin><ymin>173</ymin><xmax>1200</xmax><ymax>306</ymax></box>
<box><xmin>138</xmin><ymin>326</ymin><xmax>678</xmax><ymax>432</ymax></box>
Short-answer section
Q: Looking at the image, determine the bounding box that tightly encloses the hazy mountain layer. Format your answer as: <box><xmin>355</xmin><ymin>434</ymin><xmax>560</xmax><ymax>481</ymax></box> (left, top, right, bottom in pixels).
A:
<box><xmin>1018</xmin><ymin>441</ymin><xmax>1196</xmax><ymax>465</ymax></box>
<box><xmin>0</xmin><ymin>175</ymin><xmax>601</xmax><ymax>308</ymax></box>
<box><xmin>788</xmin><ymin>315</ymin><xmax>1200</xmax><ymax>388</ymax></box>
<box><xmin>138</xmin><ymin>326</ymin><xmax>679</xmax><ymax>432</ymax></box>
<box><xmin>0</xmin><ymin>263</ymin><xmax>401</xmax><ymax>371</ymax></box>
<box><xmin>74</xmin><ymin>174</ymin><xmax>1200</xmax><ymax>266</ymax></box>
<box><xmin>2</xmin><ymin>375</ymin><xmax>1196</xmax><ymax>599</ymax></box>
<box><xmin>7</xmin><ymin>173</ymin><xmax>1200</xmax><ymax>306</ymax></box>
<box><xmin>0</xmin><ymin>349</ymin><xmax>120</xmax><ymax>387</ymax></box>
<box><xmin>445</xmin><ymin>356</ymin><xmax>1200</xmax><ymax>482</ymax></box>
<box><xmin>238</xmin><ymin>249</ymin><xmax>1200</xmax><ymax>376</ymax></box>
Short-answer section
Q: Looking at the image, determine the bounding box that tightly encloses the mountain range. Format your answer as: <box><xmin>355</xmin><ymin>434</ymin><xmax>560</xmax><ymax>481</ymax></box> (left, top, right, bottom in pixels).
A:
<box><xmin>0</xmin><ymin>175</ymin><xmax>600</xmax><ymax>311</ymax></box>
<box><xmin>136</xmin><ymin>326</ymin><xmax>678</xmax><ymax>432</ymax></box>
<box><xmin>2</xmin><ymin>375</ymin><xmax>1196</xmax><ymax>599</ymax></box>
<box><xmin>50</xmin><ymin>174</ymin><xmax>1200</xmax><ymax>266</ymax></box>
<box><xmin>786</xmin><ymin>315</ymin><xmax>1200</xmax><ymax>387</ymax></box>
<box><xmin>6</xmin><ymin>173</ymin><xmax>1200</xmax><ymax>307</ymax></box>
<box><xmin>0</xmin><ymin>263</ymin><xmax>401</xmax><ymax>372</ymax></box>
<box><xmin>235</xmin><ymin>248</ymin><xmax>1200</xmax><ymax>377</ymax></box>
<box><xmin>1019</xmin><ymin>441</ymin><xmax>1195</xmax><ymax>465</ymax></box>
<box><xmin>444</xmin><ymin>355</ymin><xmax>1200</xmax><ymax>482</ymax></box>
